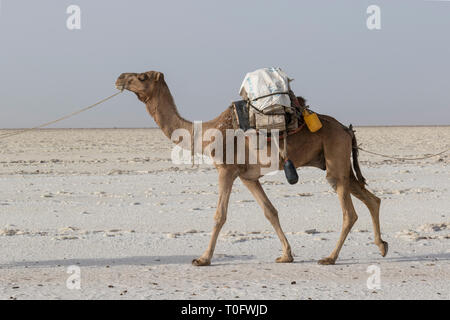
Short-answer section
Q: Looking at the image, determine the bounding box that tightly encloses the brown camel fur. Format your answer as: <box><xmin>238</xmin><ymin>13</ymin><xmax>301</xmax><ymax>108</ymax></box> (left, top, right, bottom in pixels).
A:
<box><xmin>115</xmin><ymin>70</ymin><xmax>388</xmax><ymax>266</ymax></box>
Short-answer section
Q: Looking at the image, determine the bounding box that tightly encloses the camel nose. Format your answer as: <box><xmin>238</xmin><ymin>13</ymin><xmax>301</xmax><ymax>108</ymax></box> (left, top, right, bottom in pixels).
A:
<box><xmin>116</xmin><ymin>73</ymin><xmax>128</xmax><ymax>90</ymax></box>
<box><xmin>116</xmin><ymin>73</ymin><xmax>127</xmax><ymax>83</ymax></box>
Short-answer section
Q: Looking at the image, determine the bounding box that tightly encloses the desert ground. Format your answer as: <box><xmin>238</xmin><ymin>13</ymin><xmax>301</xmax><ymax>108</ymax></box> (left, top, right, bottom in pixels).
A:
<box><xmin>0</xmin><ymin>126</ymin><xmax>448</xmax><ymax>300</ymax></box>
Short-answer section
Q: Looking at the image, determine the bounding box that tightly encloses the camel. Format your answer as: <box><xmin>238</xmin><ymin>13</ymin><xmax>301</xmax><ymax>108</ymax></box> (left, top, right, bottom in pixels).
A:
<box><xmin>115</xmin><ymin>70</ymin><xmax>388</xmax><ymax>266</ymax></box>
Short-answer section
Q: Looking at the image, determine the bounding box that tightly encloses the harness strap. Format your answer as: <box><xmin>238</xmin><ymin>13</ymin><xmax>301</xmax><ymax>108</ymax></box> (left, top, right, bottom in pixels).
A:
<box><xmin>264</xmin><ymin>122</ymin><xmax>306</xmax><ymax>141</ymax></box>
<box><xmin>251</xmin><ymin>91</ymin><xmax>290</xmax><ymax>102</ymax></box>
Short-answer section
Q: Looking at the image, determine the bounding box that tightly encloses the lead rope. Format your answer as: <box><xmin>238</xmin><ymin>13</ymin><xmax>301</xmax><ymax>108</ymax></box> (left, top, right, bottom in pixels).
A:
<box><xmin>0</xmin><ymin>90</ymin><xmax>123</xmax><ymax>140</ymax></box>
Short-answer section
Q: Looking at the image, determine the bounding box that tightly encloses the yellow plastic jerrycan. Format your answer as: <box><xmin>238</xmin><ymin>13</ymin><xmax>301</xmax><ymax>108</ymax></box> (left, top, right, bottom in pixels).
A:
<box><xmin>302</xmin><ymin>109</ymin><xmax>323</xmax><ymax>133</ymax></box>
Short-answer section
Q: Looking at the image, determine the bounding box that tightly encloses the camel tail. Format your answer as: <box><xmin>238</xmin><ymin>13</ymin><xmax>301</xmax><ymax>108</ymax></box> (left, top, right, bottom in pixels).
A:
<box><xmin>348</xmin><ymin>124</ymin><xmax>367</xmax><ymax>186</ymax></box>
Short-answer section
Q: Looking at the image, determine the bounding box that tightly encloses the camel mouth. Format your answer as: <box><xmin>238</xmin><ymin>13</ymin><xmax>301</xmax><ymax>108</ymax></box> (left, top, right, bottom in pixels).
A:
<box><xmin>116</xmin><ymin>84</ymin><xmax>126</xmax><ymax>91</ymax></box>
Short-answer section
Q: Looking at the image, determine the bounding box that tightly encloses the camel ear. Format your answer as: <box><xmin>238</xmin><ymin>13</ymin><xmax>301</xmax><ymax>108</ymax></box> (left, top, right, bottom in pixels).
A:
<box><xmin>156</xmin><ymin>72</ymin><xmax>164</xmax><ymax>81</ymax></box>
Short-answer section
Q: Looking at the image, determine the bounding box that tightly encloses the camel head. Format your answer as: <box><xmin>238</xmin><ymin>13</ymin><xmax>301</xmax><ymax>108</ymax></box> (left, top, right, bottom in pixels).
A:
<box><xmin>115</xmin><ymin>71</ymin><xmax>164</xmax><ymax>103</ymax></box>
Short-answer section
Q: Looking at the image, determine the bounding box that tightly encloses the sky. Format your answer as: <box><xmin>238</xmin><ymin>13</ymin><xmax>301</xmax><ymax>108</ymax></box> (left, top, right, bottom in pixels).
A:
<box><xmin>0</xmin><ymin>0</ymin><xmax>449</xmax><ymax>128</ymax></box>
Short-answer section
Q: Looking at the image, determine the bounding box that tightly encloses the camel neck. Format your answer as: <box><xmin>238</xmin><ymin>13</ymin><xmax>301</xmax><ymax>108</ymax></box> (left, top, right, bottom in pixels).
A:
<box><xmin>145</xmin><ymin>82</ymin><xmax>193</xmax><ymax>139</ymax></box>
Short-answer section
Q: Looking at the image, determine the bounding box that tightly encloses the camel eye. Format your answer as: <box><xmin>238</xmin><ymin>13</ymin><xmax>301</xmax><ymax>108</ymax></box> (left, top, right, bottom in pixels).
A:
<box><xmin>138</xmin><ymin>74</ymin><xmax>148</xmax><ymax>81</ymax></box>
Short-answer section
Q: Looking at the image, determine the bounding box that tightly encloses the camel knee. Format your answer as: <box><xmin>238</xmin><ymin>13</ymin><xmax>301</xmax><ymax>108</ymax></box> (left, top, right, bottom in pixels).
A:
<box><xmin>213</xmin><ymin>211</ymin><xmax>227</xmax><ymax>227</ymax></box>
<box><xmin>362</xmin><ymin>187</ymin><xmax>381</xmax><ymax>206</ymax></box>
<box><xmin>365</xmin><ymin>193</ymin><xmax>381</xmax><ymax>215</ymax></box>
<box><xmin>263</xmin><ymin>206</ymin><xmax>278</xmax><ymax>222</ymax></box>
<box><xmin>344</xmin><ymin>212</ymin><xmax>358</xmax><ymax>229</ymax></box>
<box><xmin>214</xmin><ymin>216</ymin><xmax>226</xmax><ymax>228</ymax></box>
<box><xmin>326</xmin><ymin>176</ymin><xmax>338</xmax><ymax>192</ymax></box>
<box><xmin>372</xmin><ymin>196</ymin><xmax>381</xmax><ymax>215</ymax></box>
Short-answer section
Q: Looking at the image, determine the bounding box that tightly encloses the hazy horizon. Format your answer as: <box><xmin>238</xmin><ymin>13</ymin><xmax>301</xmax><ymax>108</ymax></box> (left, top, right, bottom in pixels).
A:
<box><xmin>2</xmin><ymin>125</ymin><xmax>450</xmax><ymax>131</ymax></box>
<box><xmin>1</xmin><ymin>0</ymin><xmax>449</xmax><ymax>128</ymax></box>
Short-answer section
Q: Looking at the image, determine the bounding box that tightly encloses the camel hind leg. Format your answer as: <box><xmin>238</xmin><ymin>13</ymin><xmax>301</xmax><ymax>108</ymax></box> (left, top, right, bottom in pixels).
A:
<box><xmin>349</xmin><ymin>173</ymin><xmax>388</xmax><ymax>257</ymax></box>
<box><xmin>319</xmin><ymin>176</ymin><xmax>358</xmax><ymax>265</ymax></box>
<box><xmin>319</xmin><ymin>129</ymin><xmax>359</xmax><ymax>265</ymax></box>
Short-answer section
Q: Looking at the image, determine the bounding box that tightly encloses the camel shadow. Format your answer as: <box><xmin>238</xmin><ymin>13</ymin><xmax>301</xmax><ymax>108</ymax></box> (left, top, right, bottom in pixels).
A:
<box><xmin>329</xmin><ymin>252</ymin><xmax>450</xmax><ymax>266</ymax></box>
<box><xmin>1</xmin><ymin>253</ymin><xmax>447</xmax><ymax>269</ymax></box>
<box><xmin>0</xmin><ymin>254</ymin><xmax>255</xmax><ymax>269</ymax></box>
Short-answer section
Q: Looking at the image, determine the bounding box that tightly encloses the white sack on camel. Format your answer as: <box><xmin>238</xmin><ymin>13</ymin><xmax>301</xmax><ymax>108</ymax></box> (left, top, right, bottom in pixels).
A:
<box><xmin>239</xmin><ymin>67</ymin><xmax>291</xmax><ymax>112</ymax></box>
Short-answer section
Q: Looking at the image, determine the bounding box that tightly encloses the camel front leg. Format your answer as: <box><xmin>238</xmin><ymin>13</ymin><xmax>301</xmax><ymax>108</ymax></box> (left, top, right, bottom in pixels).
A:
<box><xmin>192</xmin><ymin>169</ymin><xmax>237</xmax><ymax>266</ymax></box>
<box><xmin>241</xmin><ymin>178</ymin><xmax>293</xmax><ymax>263</ymax></box>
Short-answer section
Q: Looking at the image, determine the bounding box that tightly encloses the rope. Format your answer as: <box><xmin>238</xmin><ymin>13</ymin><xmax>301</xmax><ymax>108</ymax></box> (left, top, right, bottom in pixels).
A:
<box><xmin>0</xmin><ymin>90</ymin><xmax>123</xmax><ymax>140</ymax></box>
<box><xmin>357</xmin><ymin>146</ymin><xmax>449</xmax><ymax>161</ymax></box>
<box><xmin>251</xmin><ymin>91</ymin><xmax>290</xmax><ymax>102</ymax></box>
<box><xmin>1</xmin><ymin>90</ymin><xmax>446</xmax><ymax>163</ymax></box>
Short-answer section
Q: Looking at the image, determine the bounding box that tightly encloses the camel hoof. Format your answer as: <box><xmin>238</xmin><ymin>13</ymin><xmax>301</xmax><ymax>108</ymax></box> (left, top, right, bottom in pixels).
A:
<box><xmin>192</xmin><ymin>258</ymin><xmax>211</xmax><ymax>266</ymax></box>
<box><xmin>276</xmin><ymin>255</ymin><xmax>294</xmax><ymax>263</ymax></box>
<box><xmin>378</xmin><ymin>241</ymin><xmax>389</xmax><ymax>257</ymax></box>
<box><xmin>318</xmin><ymin>257</ymin><xmax>335</xmax><ymax>265</ymax></box>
